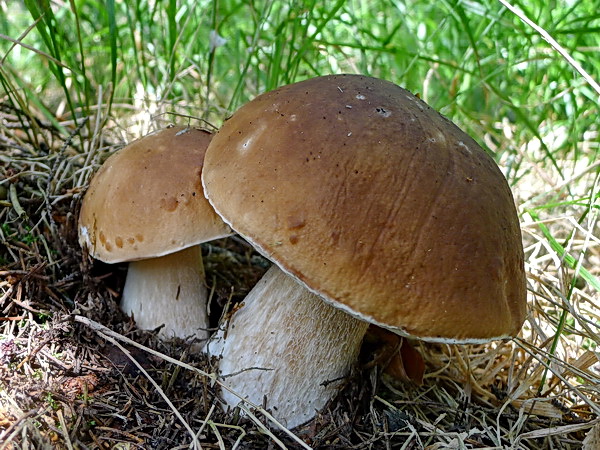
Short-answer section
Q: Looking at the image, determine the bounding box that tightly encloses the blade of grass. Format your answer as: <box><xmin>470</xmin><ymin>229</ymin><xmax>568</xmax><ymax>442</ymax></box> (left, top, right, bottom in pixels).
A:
<box><xmin>167</xmin><ymin>0</ymin><xmax>177</xmax><ymax>85</ymax></box>
<box><xmin>0</xmin><ymin>65</ymin><xmax>67</xmax><ymax>137</ymax></box>
<box><xmin>23</xmin><ymin>0</ymin><xmax>78</xmax><ymax>122</ymax></box>
<box><xmin>106</xmin><ymin>0</ymin><xmax>117</xmax><ymax>117</ymax></box>
<box><xmin>498</xmin><ymin>0</ymin><xmax>600</xmax><ymax>97</ymax></box>
<box><xmin>67</xmin><ymin>0</ymin><xmax>90</xmax><ymax>121</ymax></box>
<box><xmin>526</xmin><ymin>210</ymin><xmax>600</xmax><ymax>291</ymax></box>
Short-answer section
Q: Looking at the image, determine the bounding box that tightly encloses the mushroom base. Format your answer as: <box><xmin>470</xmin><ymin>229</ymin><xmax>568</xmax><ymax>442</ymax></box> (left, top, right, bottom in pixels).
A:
<box><xmin>205</xmin><ymin>265</ymin><xmax>369</xmax><ymax>429</ymax></box>
<box><xmin>121</xmin><ymin>245</ymin><xmax>210</xmax><ymax>341</ymax></box>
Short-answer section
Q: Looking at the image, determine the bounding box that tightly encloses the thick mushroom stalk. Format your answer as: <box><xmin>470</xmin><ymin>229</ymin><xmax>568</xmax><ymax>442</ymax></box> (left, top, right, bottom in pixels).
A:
<box><xmin>121</xmin><ymin>245</ymin><xmax>209</xmax><ymax>340</ymax></box>
<box><xmin>206</xmin><ymin>265</ymin><xmax>369</xmax><ymax>429</ymax></box>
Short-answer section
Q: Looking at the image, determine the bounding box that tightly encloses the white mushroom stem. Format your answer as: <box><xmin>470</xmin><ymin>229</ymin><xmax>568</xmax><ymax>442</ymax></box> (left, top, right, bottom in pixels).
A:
<box><xmin>121</xmin><ymin>245</ymin><xmax>210</xmax><ymax>341</ymax></box>
<box><xmin>205</xmin><ymin>265</ymin><xmax>369</xmax><ymax>429</ymax></box>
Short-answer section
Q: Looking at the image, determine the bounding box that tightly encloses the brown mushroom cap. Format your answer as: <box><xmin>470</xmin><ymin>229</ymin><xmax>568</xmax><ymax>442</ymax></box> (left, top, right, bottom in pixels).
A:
<box><xmin>79</xmin><ymin>126</ymin><xmax>231</xmax><ymax>263</ymax></box>
<box><xmin>202</xmin><ymin>74</ymin><xmax>527</xmax><ymax>343</ymax></box>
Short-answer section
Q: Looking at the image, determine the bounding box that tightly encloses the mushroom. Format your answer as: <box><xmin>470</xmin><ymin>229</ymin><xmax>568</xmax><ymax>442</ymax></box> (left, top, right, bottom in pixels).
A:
<box><xmin>79</xmin><ymin>126</ymin><xmax>231</xmax><ymax>341</ymax></box>
<box><xmin>202</xmin><ymin>74</ymin><xmax>527</xmax><ymax>428</ymax></box>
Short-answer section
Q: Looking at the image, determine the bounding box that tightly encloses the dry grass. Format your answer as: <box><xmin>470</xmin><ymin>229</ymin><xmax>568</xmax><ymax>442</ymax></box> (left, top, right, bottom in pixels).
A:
<box><xmin>1</xmin><ymin>97</ymin><xmax>599</xmax><ymax>449</ymax></box>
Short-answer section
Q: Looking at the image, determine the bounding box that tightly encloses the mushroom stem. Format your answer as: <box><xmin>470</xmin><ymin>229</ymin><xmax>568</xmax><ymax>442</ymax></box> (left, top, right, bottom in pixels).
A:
<box><xmin>121</xmin><ymin>245</ymin><xmax>210</xmax><ymax>341</ymax></box>
<box><xmin>205</xmin><ymin>265</ymin><xmax>369</xmax><ymax>429</ymax></box>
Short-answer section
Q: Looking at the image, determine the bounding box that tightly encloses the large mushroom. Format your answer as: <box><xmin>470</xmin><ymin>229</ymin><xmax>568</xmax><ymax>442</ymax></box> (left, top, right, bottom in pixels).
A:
<box><xmin>79</xmin><ymin>126</ymin><xmax>231</xmax><ymax>341</ymax></box>
<box><xmin>202</xmin><ymin>74</ymin><xmax>527</xmax><ymax>428</ymax></box>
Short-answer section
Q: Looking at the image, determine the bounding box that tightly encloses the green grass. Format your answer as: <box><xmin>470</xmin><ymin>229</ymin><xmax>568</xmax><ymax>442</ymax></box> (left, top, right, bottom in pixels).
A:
<box><xmin>1</xmin><ymin>0</ymin><xmax>600</xmax><ymax>447</ymax></box>
<box><xmin>4</xmin><ymin>1</ymin><xmax>598</xmax><ymax>138</ymax></box>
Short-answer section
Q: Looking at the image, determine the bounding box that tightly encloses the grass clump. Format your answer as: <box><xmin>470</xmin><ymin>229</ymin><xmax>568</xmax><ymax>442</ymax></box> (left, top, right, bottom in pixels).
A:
<box><xmin>1</xmin><ymin>0</ymin><xmax>599</xmax><ymax>448</ymax></box>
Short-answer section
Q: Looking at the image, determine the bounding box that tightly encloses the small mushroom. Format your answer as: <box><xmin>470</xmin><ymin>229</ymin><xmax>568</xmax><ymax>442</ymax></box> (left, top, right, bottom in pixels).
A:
<box><xmin>79</xmin><ymin>126</ymin><xmax>231</xmax><ymax>341</ymax></box>
<box><xmin>202</xmin><ymin>74</ymin><xmax>527</xmax><ymax>428</ymax></box>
